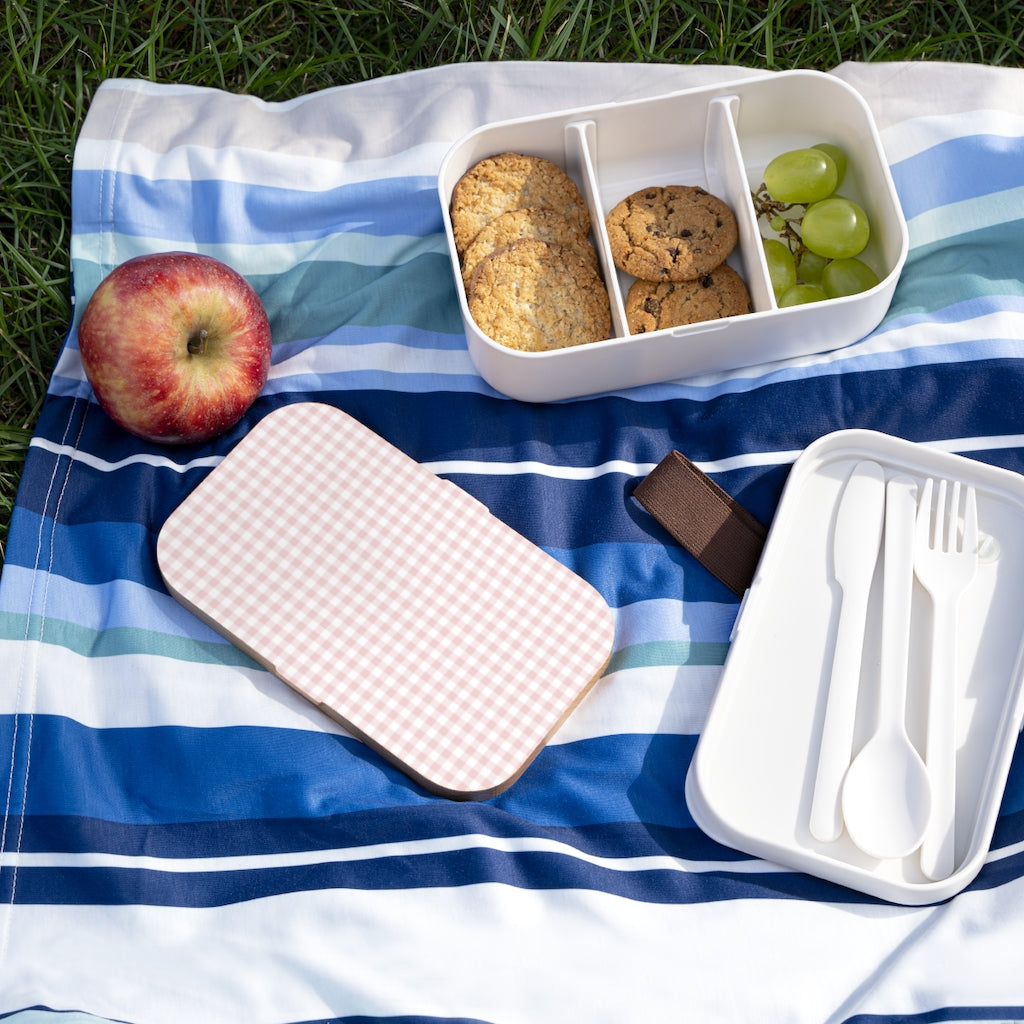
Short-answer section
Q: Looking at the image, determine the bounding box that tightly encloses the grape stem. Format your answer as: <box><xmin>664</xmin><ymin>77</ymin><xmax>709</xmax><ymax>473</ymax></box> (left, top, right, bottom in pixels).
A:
<box><xmin>751</xmin><ymin>183</ymin><xmax>807</xmax><ymax>255</ymax></box>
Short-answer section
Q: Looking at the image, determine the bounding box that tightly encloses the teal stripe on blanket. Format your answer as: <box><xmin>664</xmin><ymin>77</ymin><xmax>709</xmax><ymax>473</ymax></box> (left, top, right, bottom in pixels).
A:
<box><xmin>0</xmin><ymin>611</ymin><xmax>252</xmax><ymax>667</ymax></box>
<box><xmin>69</xmin><ymin>252</ymin><xmax>463</xmax><ymax>345</ymax></box>
<box><xmin>894</xmin><ymin>219</ymin><xmax>1024</xmax><ymax>313</ymax></box>
<box><xmin>4</xmin><ymin>501</ymin><xmax>744</xmax><ymax>609</ymax></box>
<box><xmin>247</xmin><ymin>257</ymin><xmax>463</xmax><ymax>341</ymax></box>
<box><xmin>71</xmin><ymin>229</ymin><xmax>451</xmax><ymax>276</ymax></box>
<box><xmin>605</xmin><ymin>640</ymin><xmax>730</xmax><ymax>673</ymax></box>
<box><xmin>0</xmin><ymin>609</ymin><xmax>725</xmax><ymax>676</ymax></box>
<box><xmin>0</xmin><ymin>561</ymin><xmax>737</xmax><ymax>648</ymax></box>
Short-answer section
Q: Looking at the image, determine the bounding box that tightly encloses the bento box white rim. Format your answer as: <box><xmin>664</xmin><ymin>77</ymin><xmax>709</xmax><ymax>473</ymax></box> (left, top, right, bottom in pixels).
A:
<box><xmin>685</xmin><ymin>428</ymin><xmax>1024</xmax><ymax>906</ymax></box>
<box><xmin>437</xmin><ymin>70</ymin><xmax>909</xmax><ymax>397</ymax></box>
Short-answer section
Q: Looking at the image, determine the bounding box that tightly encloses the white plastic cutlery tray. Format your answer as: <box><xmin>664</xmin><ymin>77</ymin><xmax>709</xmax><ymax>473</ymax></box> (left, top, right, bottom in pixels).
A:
<box><xmin>686</xmin><ymin>429</ymin><xmax>1024</xmax><ymax>904</ymax></box>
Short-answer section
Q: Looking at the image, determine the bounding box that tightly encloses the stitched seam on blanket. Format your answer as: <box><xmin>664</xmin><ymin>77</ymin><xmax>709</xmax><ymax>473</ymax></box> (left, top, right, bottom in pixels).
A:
<box><xmin>0</xmin><ymin>451</ymin><xmax>57</xmax><ymax>918</ymax></box>
<box><xmin>0</xmin><ymin>381</ymin><xmax>80</xmax><ymax>946</ymax></box>
<box><xmin>0</xmin><ymin>77</ymin><xmax>134</xmax><ymax>974</ymax></box>
<box><xmin>0</xmin><ymin>398</ymin><xmax>91</xmax><ymax>968</ymax></box>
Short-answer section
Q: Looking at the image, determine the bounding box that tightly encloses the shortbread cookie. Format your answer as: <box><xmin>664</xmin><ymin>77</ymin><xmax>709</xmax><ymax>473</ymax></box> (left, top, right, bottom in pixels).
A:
<box><xmin>605</xmin><ymin>185</ymin><xmax>738</xmax><ymax>282</ymax></box>
<box><xmin>450</xmin><ymin>153</ymin><xmax>592</xmax><ymax>255</ymax></box>
<box><xmin>467</xmin><ymin>238</ymin><xmax>610</xmax><ymax>352</ymax></box>
<box><xmin>461</xmin><ymin>206</ymin><xmax>598</xmax><ymax>288</ymax></box>
<box><xmin>625</xmin><ymin>264</ymin><xmax>751</xmax><ymax>333</ymax></box>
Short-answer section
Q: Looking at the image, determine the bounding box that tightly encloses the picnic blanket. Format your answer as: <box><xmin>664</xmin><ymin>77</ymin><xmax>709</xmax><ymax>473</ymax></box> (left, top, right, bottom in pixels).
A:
<box><xmin>3</xmin><ymin>59</ymin><xmax>1024</xmax><ymax>1023</ymax></box>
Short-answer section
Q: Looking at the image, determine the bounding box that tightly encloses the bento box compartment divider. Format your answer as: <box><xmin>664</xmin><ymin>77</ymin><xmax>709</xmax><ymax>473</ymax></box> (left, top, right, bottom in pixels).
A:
<box><xmin>563</xmin><ymin>118</ymin><xmax>628</xmax><ymax>340</ymax></box>
<box><xmin>704</xmin><ymin>94</ymin><xmax>775</xmax><ymax>316</ymax></box>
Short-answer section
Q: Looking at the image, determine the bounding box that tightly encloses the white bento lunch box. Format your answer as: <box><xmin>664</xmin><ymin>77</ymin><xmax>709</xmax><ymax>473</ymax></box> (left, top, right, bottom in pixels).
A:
<box><xmin>686</xmin><ymin>430</ymin><xmax>1024</xmax><ymax>905</ymax></box>
<box><xmin>438</xmin><ymin>70</ymin><xmax>909</xmax><ymax>403</ymax></box>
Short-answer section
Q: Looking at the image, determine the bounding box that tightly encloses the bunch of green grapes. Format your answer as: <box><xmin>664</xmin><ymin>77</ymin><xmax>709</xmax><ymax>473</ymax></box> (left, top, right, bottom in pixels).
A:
<box><xmin>753</xmin><ymin>144</ymin><xmax>879</xmax><ymax>307</ymax></box>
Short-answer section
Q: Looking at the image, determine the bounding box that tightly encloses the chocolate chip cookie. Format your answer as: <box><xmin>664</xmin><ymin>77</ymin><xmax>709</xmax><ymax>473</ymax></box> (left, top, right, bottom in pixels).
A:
<box><xmin>624</xmin><ymin>264</ymin><xmax>751</xmax><ymax>333</ymax></box>
<box><xmin>605</xmin><ymin>185</ymin><xmax>738</xmax><ymax>282</ymax></box>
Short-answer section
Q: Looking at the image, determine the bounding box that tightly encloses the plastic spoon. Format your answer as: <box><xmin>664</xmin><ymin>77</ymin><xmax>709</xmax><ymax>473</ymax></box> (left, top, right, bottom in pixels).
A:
<box><xmin>842</xmin><ymin>474</ymin><xmax>932</xmax><ymax>859</ymax></box>
<box><xmin>809</xmin><ymin>460</ymin><xmax>886</xmax><ymax>843</ymax></box>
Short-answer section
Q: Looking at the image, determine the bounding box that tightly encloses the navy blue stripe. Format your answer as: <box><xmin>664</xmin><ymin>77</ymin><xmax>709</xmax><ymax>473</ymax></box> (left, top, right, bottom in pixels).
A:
<box><xmin>0</xmin><ymin>848</ymin><xmax>877</xmax><ymax>909</ymax></box>
<box><xmin>306</xmin><ymin>1018</ymin><xmax>493</xmax><ymax>1024</ymax></box>
<box><xmin>38</xmin><ymin>361</ymin><xmax>1024</xmax><ymax>485</ymax></box>
<box><xmin>1</xmin><ymin>715</ymin><xmax>698</xmax><ymax>829</ymax></box>
<box><xmin>843</xmin><ymin>1006</ymin><xmax>1024</xmax><ymax>1024</ymax></box>
<box><xmin>5</xmin><ymin>834</ymin><xmax>1020</xmax><ymax>912</ymax></box>
<box><xmin>5</xmin><ymin>716</ymin><xmax>1021</xmax><ymax>907</ymax></box>
<box><xmin>14</xmin><ymin>812</ymin><xmax>739</xmax><ymax>863</ymax></box>
<box><xmin>4</xmin><ymin>511</ymin><xmax>164</xmax><ymax>589</ymax></box>
<box><xmin>307</xmin><ymin>1018</ymin><xmax>491</xmax><ymax>1024</ymax></box>
<box><xmin>15</xmin><ymin>361</ymin><xmax>1024</xmax><ymax>593</ymax></box>
<box><xmin>321</xmin><ymin>1018</ymin><xmax>493</xmax><ymax>1024</ymax></box>
<box><xmin>24</xmin><ymin>386</ymin><xmax>270</xmax><ymax>481</ymax></box>
<box><xmin>29</xmin><ymin>358</ymin><xmax>1024</xmax><ymax>509</ymax></box>
<box><xmin>72</xmin><ymin>171</ymin><xmax>444</xmax><ymax>243</ymax></box>
<box><xmin>0</xmin><ymin>1014</ymin><xmax>486</xmax><ymax>1024</ymax></box>
<box><xmin>73</xmin><ymin>365</ymin><xmax>1024</xmax><ymax>495</ymax></box>
<box><xmin>996</xmin><ymin>738</ymin><xmax>1024</xmax><ymax>815</ymax></box>
<box><xmin>0</xmin><ymin>1012</ymin><xmax>132</xmax><ymax>1024</ymax></box>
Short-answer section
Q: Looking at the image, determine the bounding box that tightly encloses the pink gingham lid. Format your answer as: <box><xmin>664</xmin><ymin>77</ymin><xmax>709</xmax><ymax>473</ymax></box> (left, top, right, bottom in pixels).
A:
<box><xmin>157</xmin><ymin>402</ymin><xmax>614</xmax><ymax>798</ymax></box>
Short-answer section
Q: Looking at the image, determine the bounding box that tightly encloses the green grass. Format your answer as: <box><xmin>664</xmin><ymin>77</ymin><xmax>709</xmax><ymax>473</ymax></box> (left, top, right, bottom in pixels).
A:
<box><xmin>2</xmin><ymin>0</ymin><xmax>1023</xmax><ymax>568</ymax></box>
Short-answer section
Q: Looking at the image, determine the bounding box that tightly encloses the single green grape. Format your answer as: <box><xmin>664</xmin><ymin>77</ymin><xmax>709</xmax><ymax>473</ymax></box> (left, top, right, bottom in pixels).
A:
<box><xmin>770</xmin><ymin>215</ymin><xmax>787</xmax><ymax>232</ymax></box>
<box><xmin>801</xmin><ymin>197</ymin><xmax>870</xmax><ymax>260</ymax></box>
<box><xmin>822</xmin><ymin>257</ymin><xmax>880</xmax><ymax>297</ymax></box>
<box><xmin>812</xmin><ymin>143</ymin><xmax>847</xmax><ymax>187</ymax></box>
<box><xmin>797</xmin><ymin>249</ymin><xmax>828</xmax><ymax>286</ymax></box>
<box><xmin>763</xmin><ymin>148</ymin><xmax>838</xmax><ymax>204</ymax></box>
<box><xmin>763</xmin><ymin>238</ymin><xmax>797</xmax><ymax>297</ymax></box>
<box><xmin>779</xmin><ymin>283</ymin><xmax>828</xmax><ymax>307</ymax></box>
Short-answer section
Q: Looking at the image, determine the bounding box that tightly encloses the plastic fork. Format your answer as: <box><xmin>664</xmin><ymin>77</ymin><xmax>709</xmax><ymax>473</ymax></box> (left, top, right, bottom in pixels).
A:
<box><xmin>914</xmin><ymin>478</ymin><xmax>978</xmax><ymax>880</ymax></box>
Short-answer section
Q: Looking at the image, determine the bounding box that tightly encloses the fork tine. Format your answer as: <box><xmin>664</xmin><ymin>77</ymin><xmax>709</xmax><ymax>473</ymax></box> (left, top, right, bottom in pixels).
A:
<box><xmin>918</xmin><ymin>477</ymin><xmax>934</xmax><ymax>547</ymax></box>
<box><xmin>963</xmin><ymin>484</ymin><xmax>978</xmax><ymax>554</ymax></box>
<box><xmin>934</xmin><ymin>478</ymin><xmax>947</xmax><ymax>550</ymax></box>
<box><xmin>946</xmin><ymin>480</ymin><xmax>960</xmax><ymax>552</ymax></box>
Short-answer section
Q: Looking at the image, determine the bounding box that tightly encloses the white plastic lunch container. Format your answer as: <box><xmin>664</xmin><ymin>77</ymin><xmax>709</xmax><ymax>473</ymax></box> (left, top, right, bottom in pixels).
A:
<box><xmin>686</xmin><ymin>430</ymin><xmax>1024</xmax><ymax>905</ymax></box>
<box><xmin>438</xmin><ymin>70</ymin><xmax>908</xmax><ymax>402</ymax></box>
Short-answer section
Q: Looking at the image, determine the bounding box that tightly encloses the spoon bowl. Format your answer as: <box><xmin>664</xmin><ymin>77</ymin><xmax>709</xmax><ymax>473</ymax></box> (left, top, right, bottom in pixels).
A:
<box><xmin>842</xmin><ymin>729</ymin><xmax>932</xmax><ymax>858</ymax></box>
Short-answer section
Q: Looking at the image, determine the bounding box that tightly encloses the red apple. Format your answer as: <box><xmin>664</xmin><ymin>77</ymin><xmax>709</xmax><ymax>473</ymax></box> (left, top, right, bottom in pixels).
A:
<box><xmin>78</xmin><ymin>251</ymin><xmax>272</xmax><ymax>444</ymax></box>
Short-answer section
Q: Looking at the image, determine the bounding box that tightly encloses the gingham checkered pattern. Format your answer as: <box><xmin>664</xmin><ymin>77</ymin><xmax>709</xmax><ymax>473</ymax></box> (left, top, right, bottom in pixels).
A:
<box><xmin>157</xmin><ymin>401</ymin><xmax>614</xmax><ymax>797</ymax></box>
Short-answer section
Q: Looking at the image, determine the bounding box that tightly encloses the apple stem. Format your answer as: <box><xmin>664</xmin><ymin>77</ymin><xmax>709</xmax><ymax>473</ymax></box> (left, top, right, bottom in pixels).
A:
<box><xmin>187</xmin><ymin>328</ymin><xmax>208</xmax><ymax>356</ymax></box>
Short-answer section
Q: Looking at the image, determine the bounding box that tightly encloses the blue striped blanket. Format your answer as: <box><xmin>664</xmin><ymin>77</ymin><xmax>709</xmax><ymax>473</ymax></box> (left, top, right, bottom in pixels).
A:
<box><xmin>3</xmin><ymin>61</ymin><xmax>1024</xmax><ymax>1023</ymax></box>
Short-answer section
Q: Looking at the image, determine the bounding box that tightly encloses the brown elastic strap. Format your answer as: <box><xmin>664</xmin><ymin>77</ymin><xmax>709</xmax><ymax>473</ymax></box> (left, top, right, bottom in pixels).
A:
<box><xmin>633</xmin><ymin>450</ymin><xmax>767</xmax><ymax>597</ymax></box>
